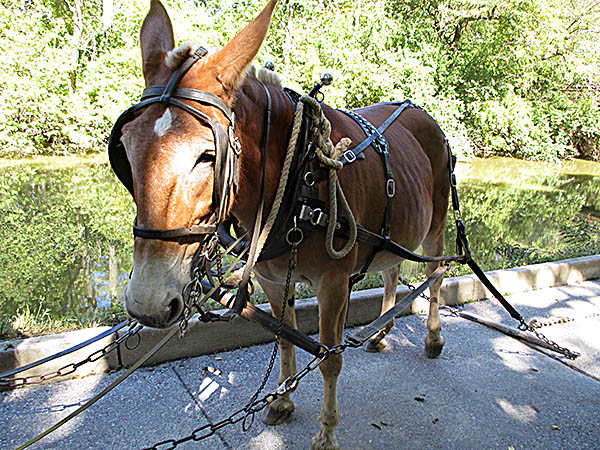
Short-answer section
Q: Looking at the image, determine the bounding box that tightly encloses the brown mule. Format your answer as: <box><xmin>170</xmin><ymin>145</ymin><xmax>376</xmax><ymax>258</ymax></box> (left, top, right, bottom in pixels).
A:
<box><xmin>119</xmin><ymin>1</ymin><xmax>449</xmax><ymax>448</ymax></box>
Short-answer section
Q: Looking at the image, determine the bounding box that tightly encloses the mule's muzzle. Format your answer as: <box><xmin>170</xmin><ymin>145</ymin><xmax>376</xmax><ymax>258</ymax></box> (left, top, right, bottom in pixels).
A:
<box><xmin>125</xmin><ymin>288</ymin><xmax>184</xmax><ymax>329</ymax></box>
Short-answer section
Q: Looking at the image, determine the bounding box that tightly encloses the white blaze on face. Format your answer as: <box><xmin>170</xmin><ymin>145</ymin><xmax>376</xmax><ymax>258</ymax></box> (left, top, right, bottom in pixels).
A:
<box><xmin>154</xmin><ymin>108</ymin><xmax>173</xmax><ymax>137</ymax></box>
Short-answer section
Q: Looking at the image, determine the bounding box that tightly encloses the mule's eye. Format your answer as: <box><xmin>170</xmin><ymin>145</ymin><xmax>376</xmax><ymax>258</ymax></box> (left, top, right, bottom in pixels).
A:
<box><xmin>195</xmin><ymin>150</ymin><xmax>215</xmax><ymax>166</ymax></box>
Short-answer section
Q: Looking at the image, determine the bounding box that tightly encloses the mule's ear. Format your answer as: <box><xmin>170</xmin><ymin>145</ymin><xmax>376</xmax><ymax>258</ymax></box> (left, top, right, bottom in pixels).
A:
<box><xmin>214</xmin><ymin>0</ymin><xmax>278</xmax><ymax>92</ymax></box>
<box><xmin>140</xmin><ymin>0</ymin><xmax>175</xmax><ymax>86</ymax></box>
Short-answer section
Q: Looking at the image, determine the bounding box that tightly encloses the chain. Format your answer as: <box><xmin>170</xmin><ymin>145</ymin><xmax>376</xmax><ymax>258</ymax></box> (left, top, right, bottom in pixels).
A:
<box><xmin>529</xmin><ymin>313</ymin><xmax>600</xmax><ymax>329</ymax></box>
<box><xmin>240</xmin><ymin>241</ymin><xmax>298</xmax><ymax>430</ymax></box>
<box><xmin>520</xmin><ymin>319</ymin><xmax>580</xmax><ymax>360</ymax></box>
<box><xmin>0</xmin><ymin>321</ymin><xmax>143</xmax><ymax>389</ymax></box>
<box><xmin>398</xmin><ymin>273</ymin><xmax>431</xmax><ymax>302</ymax></box>
<box><xmin>143</xmin><ymin>337</ymin><xmax>362</xmax><ymax>450</ymax></box>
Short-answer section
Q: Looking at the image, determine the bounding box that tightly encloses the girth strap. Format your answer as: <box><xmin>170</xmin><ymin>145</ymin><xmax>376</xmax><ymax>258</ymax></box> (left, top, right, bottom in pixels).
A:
<box><xmin>354</xmin><ymin>224</ymin><xmax>465</xmax><ymax>264</ymax></box>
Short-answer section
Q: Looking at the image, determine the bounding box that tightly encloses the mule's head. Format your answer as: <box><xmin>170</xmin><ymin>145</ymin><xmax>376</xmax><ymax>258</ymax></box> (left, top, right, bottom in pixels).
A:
<box><xmin>117</xmin><ymin>0</ymin><xmax>278</xmax><ymax>328</ymax></box>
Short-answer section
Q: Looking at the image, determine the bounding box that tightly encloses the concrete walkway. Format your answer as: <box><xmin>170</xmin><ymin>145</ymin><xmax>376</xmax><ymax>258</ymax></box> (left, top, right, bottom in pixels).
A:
<box><xmin>2</xmin><ymin>279</ymin><xmax>599</xmax><ymax>450</ymax></box>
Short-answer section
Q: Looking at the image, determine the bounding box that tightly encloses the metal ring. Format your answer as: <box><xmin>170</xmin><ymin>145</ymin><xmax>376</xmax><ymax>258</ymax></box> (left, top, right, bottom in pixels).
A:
<box><xmin>125</xmin><ymin>332</ymin><xmax>141</xmax><ymax>351</ymax></box>
<box><xmin>286</xmin><ymin>227</ymin><xmax>304</xmax><ymax>246</ymax></box>
<box><xmin>303</xmin><ymin>171</ymin><xmax>315</xmax><ymax>187</ymax></box>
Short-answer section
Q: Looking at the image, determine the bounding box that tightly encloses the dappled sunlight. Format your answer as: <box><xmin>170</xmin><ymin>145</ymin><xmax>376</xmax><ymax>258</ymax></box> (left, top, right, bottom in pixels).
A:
<box><xmin>197</xmin><ymin>377</ymin><xmax>220</xmax><ymax>402</ymax></box>
<box><xmin>247</xmin><ymin>427</ymin><xmax>286</xmax><ymax>450</ymax></box>
<box><xmin>192</xmin><ymin>370</ymin><xmax>237</xmax><ymax>404</ymax></box>
<box><xmin>496</xmin><ymin>398</ymin><xmax>538</xmax><ymax>423</ymax></box>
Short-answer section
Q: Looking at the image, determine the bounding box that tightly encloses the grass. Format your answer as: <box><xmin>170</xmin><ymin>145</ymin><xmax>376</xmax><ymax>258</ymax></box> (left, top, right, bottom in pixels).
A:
<box><xmin>0</xmin><ymin>303</ymin><xmax>127</xmax><ymax>342</ymax></box>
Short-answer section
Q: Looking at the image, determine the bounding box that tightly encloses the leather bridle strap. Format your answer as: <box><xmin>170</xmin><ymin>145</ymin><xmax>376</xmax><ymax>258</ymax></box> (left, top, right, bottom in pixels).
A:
<box><xmin>133</xmin><ymin>222</ymin><xmax>217</xmax><ymax>240</ymax></box>
<box><xmin>230</xmin><ymin>81</ymin><xmax>272</xmax><ymax>314</ymax></box>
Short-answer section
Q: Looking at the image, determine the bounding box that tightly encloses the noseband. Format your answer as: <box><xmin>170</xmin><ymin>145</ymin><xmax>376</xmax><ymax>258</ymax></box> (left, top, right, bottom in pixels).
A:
<box><xmin>108</xmin><ymin>46</ymin><xmax>240</xmax><ymax>241</ymax></box>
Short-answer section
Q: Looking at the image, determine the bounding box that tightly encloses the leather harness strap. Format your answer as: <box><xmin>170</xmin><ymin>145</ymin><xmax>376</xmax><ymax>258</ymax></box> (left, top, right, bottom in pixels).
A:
<box><xmin>231</xmin><ymin>81</ymin><xmax>273</xmax><ymax>313</ymax></box>
<box><xmin>337</xmin><ymin>100</ymin><xmax>416</xmax><ymax>165</ymax></box>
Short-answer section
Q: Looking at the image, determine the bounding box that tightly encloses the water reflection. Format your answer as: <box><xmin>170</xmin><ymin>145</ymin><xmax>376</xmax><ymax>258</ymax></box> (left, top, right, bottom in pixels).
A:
<box><xmin>0</xmin><ymin>156</ymin><xmax>598</xmax><ymax>326</ymax></box>
<box><xmin>0</xmin><ymin>157</ymin><xmax>135</xmax><ymax>326</ymax></box>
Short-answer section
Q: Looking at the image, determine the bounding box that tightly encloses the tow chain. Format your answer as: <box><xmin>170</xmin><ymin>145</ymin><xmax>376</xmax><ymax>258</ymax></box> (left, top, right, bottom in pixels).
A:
<box><xmin>144</xmin><ymin>339</ymin><xmax>359</xmax><ymax>450</ymax></box>
<box><xmin>240</xmin><ymin>241</ymin><xmax>297</xmax><ymax>431</ymax></box>
<box><xmin>529</xmin><ymin>313</ymin><xmax>600</xmax><ymax>328</ymax></box>
<box><xmin>0</xmin><ymin>321</ymin><xmax>143</xmax><ymax>389</ymax></box>
<box><xmin>397</xmin><ymin>273</ymin><xmax>581</xmax><ymax>360</ymax></box>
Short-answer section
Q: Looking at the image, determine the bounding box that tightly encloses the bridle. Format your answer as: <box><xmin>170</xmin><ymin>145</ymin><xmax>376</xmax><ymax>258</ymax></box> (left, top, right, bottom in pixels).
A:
<box><xmin>107</xmin><ymin>46</ymin><xmax>240</xmax><ymax>241</ymax></box>
<box><xmin>108</xmin><ymin>46</ymin><xmax>273</xmax><ymax>315</ymax></box>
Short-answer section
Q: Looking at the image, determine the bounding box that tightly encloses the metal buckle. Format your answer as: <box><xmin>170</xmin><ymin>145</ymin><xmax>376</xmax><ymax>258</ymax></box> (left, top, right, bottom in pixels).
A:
<box><xmin>386</xmin><ymin>179</ymin><xmax>396</xmax><ymax>198</ymax></box>
<box><xmin>311</xmin><ymin>208</ymin><xmax>328</xmax><ymax>227</ymax></box>
<box><xmin>299</xmin><ymin>205</ymin><xmax>328</xmax><ymax>227</ymax></box>
<box><xmin>343</xmin><ymin>150</ymin><xmax>356</xmax><ymax>164</ymax></box>
<box><xmin>299</xmin><ymin>204</ymin><xmax>313</xmax><ymax>222</ymax></box>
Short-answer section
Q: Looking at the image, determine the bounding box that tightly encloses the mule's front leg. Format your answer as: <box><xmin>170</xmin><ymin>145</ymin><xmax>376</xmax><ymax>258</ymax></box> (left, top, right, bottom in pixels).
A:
<box><xmin>311</xmin><ymin>277</ymin><xmax>349</xmax><ymax>450</ymax></box>
<box><xmin>256</xmin><ymin>275</ymin><xmax>298</xmax><ymax>425</ymax></box>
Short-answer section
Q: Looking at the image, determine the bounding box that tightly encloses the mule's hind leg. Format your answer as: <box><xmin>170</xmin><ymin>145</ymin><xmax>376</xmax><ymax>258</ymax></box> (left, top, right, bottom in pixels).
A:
<box><xmin>422</xmin><ymin>230</ymin><xmax>446</xmax><ymax>358</ymax></box>
<box><xmin>364</xmin><ymin>265</ymin><xmax>400</xmax><ymax>352</ymax></box>
<box><xmin>255</xmin><ymin>274</ymin><xmax>298</xmax><ymax>425</ymax></box>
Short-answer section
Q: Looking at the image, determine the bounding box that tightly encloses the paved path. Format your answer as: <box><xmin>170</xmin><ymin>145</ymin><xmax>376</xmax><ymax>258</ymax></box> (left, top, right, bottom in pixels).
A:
<box><xmin>2</xmin><ymin>280</ymin><xmax>600</xmax><ymax>450</ymax></box>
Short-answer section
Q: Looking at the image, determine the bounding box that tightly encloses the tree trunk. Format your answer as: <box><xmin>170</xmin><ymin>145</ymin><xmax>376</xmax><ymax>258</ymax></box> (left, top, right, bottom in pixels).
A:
<box><xmin>102</xmin><ymin>0</ymin><xmax>113</xmax><ymax>31</ymax></box>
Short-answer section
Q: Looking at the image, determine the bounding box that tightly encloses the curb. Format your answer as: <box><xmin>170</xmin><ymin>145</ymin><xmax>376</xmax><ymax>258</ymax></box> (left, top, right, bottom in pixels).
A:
<box><xmin>2</xmin><ymin>255</ymin><xmax>599</xmax><ymax>385</ymax></box>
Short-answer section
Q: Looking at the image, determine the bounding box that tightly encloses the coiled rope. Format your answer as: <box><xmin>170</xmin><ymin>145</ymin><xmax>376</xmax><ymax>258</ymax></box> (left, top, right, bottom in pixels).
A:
<box><xmin>252</xmin><ymin>95</ymin><xmax>356</xmax><ymax>264</ymax></box>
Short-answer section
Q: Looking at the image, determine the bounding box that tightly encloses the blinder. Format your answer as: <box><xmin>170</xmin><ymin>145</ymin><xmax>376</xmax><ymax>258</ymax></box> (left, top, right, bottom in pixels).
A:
<box><xmin>107</xmin><ymin>46</ymin><xmax>241</xmax><ymax>241</ymax></box>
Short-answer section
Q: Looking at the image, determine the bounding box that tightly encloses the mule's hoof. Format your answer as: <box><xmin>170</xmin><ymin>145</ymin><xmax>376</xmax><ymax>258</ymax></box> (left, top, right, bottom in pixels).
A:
<box><xmin>363</xmin><ymin>337</ymin><xmax>388</xmax><ymax>353</ymax></box>
<box><xmin>311</xmin><ymin>431</ymin><xmax>340</xmax><ymax>450</ymax></box>
<box><xmin>424</xmin><ymin>336</ymin><xmax>445</xmax><ymax>359</ymax></box>
<box><xmin>261</xmin><ymin>399</ymin><xmax>294</xmax><ymax>426</ymax></box>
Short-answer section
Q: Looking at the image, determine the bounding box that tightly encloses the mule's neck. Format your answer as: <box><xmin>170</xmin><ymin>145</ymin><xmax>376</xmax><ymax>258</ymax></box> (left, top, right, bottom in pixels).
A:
<box><xmin>229</xmin><ymin>77</ymin><xmax>295</xmax><ymax>232</ymax></box>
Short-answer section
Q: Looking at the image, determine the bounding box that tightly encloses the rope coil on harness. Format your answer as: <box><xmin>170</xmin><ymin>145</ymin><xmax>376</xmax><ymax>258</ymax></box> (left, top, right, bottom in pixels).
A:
<box><xmin>300</xmin><ymin>96</ymin><xmax>356</xmax><ymax>259</ymax></box>
<box><xmin>234</xmin><ymin>94</ymin><xmax>356</xmax><ymax>269</ymax></box>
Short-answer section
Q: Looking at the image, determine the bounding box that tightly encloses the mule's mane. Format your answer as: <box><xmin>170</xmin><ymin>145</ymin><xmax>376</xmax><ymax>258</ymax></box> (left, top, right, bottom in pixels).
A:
<box><xmin>165</xmin><ymin>42</ymin><xmax>282</xmax><ymax>86</ymax></box>
<box><xmin>245</xmin><ymin>64</ymin><xmax>282</xmax><ymax>86</ymax></box>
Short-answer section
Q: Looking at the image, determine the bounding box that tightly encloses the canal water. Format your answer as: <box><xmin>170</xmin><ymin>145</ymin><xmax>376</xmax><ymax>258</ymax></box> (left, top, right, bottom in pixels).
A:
<box><xmin>0</xmin><ymin>155</ymin><xmax>598</xmax><ymax>327</ymax></box>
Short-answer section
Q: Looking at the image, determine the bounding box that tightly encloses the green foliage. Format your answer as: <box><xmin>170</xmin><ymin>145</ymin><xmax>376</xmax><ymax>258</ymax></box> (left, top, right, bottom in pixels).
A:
<box><xmin>0</xmin><ymin>0</ymin><xmax>598</xmax><ymax>160</ymax></box>
<box><xmin>0</xmin><ymin>158</ymin><xmax>135</xmax><ymax>324</ymax></box>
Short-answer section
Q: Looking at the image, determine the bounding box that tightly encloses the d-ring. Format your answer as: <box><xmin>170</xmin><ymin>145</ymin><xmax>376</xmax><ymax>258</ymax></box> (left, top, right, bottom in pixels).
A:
<box><xmin>286</xmin><ymin>224</ymin><xmax>304</xmax><ymax>246</ymax></box>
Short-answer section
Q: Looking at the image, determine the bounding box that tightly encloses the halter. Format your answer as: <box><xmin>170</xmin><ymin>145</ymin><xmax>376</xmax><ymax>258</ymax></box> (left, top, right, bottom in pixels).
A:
<box><xmin>107</xmin><ymin>46</ymin><xmax>240</xmax><ymax>241</ymax></box>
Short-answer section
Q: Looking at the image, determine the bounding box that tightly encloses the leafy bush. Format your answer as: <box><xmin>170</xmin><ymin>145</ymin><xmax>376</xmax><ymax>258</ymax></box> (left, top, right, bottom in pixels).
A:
<box><xmin>0</xmin><ymin>0</ymin><xmax>598</xmax><ymax>160</ymax></box>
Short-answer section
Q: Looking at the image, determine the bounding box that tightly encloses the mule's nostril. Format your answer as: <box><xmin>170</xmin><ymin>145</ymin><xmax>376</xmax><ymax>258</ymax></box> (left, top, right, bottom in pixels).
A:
<box><xmin>167</xmin><ymin>296</ymin><xmax>184</xmax><ymax>324</ymax></box>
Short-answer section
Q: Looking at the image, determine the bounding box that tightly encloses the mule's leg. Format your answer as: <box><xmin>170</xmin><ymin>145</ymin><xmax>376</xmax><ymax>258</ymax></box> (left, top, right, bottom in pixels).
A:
<box><xmin>255</xmin><ymin>274</ymin><xmax>298</xmax><ymax>425</ymax></box>
<box><xmin>364</xmin><ymin>265</ymin><xmax>400</xmax><ymax>352</ymax></box>
<box><xmin>311</xmin><ymin>275</ymin><xmax>349</xmax><ymax>450</ymax></box>
<box><xmin>422</xmin><ymin>230</ymin><xmax>446</xmax><ymax>359</ymax></box>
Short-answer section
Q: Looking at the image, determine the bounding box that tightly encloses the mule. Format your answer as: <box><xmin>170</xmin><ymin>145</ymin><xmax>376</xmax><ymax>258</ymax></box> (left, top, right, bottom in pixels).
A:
<box><xmin>117</xmin><ymin>1</ymin><xmax>450</xmax><ymax>448</ymax></box>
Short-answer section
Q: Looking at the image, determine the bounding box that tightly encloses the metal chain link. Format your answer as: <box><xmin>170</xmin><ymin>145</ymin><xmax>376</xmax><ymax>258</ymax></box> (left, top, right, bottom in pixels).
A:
<box><xmin>398</xmin><ymin>273</ymin><xmax>431</xmax><ymax>302</ymax></box>
<box><xmin>0</xmin><ymin>321</ymin><xmax>143</xmax><ymax>389</ymax></box>
<box><xmin>521</xmin><ymin>319</ymin><xmax>580</xmax><ymax>360</ymax></box>
<box><xmin>240</xmin><ymin>242</ymin><xmax>298</xmax><ymax>431</ymax></box>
